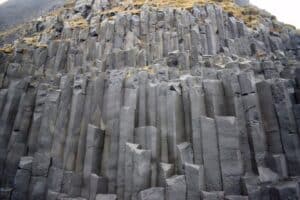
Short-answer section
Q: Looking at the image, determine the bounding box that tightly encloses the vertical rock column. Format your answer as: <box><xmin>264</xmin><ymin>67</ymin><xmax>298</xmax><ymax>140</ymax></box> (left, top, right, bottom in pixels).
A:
<box><xmin>0</xmin><ymin>80</ymin><xmax>26</xmax><ymax>184</ymax></box>
<box><xmin>63</xmin><ymin>74</ymin><xmax>87</xmax><ymax>171</ymax></box>
<box><xmin>11</xmin><ymin>156</ymin><xmax>33</xmax><ymax>200</ymax></box>
<box><xmin>185</xmin><ymin>163</ymin><xmax>205</xmax><ymax>200</ymax></box>
<box><xmin>239</xmin><ymin>72</ymin><xmax>267</xmax><ymax>169</ymax></box>
<box><xmin>3</xmin><ymin>85</ymin><xmax>36</xmax><ymax>186</ymax></box>
<box><xmin>216</xmin><ymin>116</ymin><xmax>243</xmax><ymax>195</ymax></box>
<box><xmin>189</xmin><ymin>86</ymin><xmax>206</xmax><ymax>165</ymax></box>
<box><xmin>28</xmin><ymin>89</ymin><xmax>60</xmax><ymax>200</ymax></box>
<box><xmin>82</xmin><ymin>124</ymin><xmax>105</xmax><ymax>199</ymax></box>
<box><xmin>203</xmin><ymin>80</ymin><xmax>227</xmax><ymax>117</ymax></box>
<box><xmin>157</xmin><ymin>83</ymin><xmax>169</xmax><ymax>163</ymax></box>
<box><xmin>124</xmin><ymin>143</ymin><xmax>151</xmax><ymax>200</ymax></box>
<box><xmin>271</xmin><ymin>80</ymin><xmax>300</xmax><ymax>175</ymax></box>
<box><xmin>200</xmin><ymin>116</ymin><xmax>222</xmax><ymax>191</ymax></box>
<box><xmin>101</xmin><ymin>70</ymin><xmax>125</xmax><ymax>193</ymax></box>
<box><xmin>134</xmin><ymin>126</ymin><xmax>159</xmax><ymax>187</ymax></box>
<box><xmin>220</xmin><ymin>70</ymin><xmax>253</xmax><ymax>173</ymax></box>
<box><xmin>27</xmin><ymin>84</ymin><xmax>48</xmax><ymax>156</ymax></box>
<box><xmin>137</xmin><ymin>72</ymin><xmax>148</xmax><ymax>127</ymax></box>
<box><xmin>51</xmin><ymin>74</ymin><xmax>74</xmax><ymax>168</ymax></box>
<box><xmin>36</xmin><ymin>89</ymin><xmax>60</xmax><ymax>154</ymax></box>
<box><xmin>256</xmin><ymin>80</ymin><xmax>283</xmax><ymax>154</ymax></box>
<box><xmin>166</xmin><ymin>88</ymin><xmax>185</xmax><ymax>170</ymax></box>
<box><xmin>117</xmin><ymin>107</ymin><xmax>136</xmax><ymax>199</ymax></box>
<box><xmin>76</xmin><ymin>73</ymin><xmax>105</xmax><ymax>173</ymax></box>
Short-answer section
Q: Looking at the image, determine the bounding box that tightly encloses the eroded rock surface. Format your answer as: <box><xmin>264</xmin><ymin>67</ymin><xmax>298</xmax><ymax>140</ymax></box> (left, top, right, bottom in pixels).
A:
<box><xmin>0</xmin><ymin>0</ymin><xmax>300</xmax><ymax>200</ymax></box>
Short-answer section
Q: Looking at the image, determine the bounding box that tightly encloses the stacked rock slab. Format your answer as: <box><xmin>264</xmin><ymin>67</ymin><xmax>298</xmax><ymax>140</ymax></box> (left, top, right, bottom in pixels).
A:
<box><xmin>1</xmin><ymin>0</ymin><xmax>300</xmax><ymax>199</ymax></box>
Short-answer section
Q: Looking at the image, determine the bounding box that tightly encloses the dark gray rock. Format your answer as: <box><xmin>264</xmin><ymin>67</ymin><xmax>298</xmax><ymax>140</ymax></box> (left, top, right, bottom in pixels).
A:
<box><xmin>138</xmin><ymin>187</ymin><xmax>165</xmax><ymax>200</ymax></box>
<box><xmin>166</xmin><ymin>175</ymin><xmax>186</xmax><ymax>200</ymax></box>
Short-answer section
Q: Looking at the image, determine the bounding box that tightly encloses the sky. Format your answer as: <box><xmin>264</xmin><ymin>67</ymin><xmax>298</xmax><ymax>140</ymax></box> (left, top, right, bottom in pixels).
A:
<box><xmin>0</xmin><ymin>0</ymin><xmax>299</xmax><ymax>28</ymax></box>
<box><xmin>251</xmin><ymin>0</ymin><xmax>300</xmax><ymax>28</ymax></box>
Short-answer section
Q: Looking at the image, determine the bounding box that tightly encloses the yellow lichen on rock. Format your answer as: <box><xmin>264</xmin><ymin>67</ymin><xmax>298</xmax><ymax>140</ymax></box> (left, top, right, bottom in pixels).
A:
<box><xmin>0</xmin><ymin>44</ymin><xmax>14</xmax><ymax>54</ymax></box>
<box><xmin>23</xmin><ymin>36</ymin><xmax>39</xmax><ymax>45</ymax></box>
<box><xmin>141</xmin><ymin>65</ymin><xmax>155</xmax><ymax>74</ymax></box>
<box><xmin>67</xmin><ymin>17</ymin><xmax>89</xmax><ymax>29</ymax></box>
<box><xmin>121</xmin><ymin>0</ymin><xmax>261</xmax><ymax>27</ymax></box>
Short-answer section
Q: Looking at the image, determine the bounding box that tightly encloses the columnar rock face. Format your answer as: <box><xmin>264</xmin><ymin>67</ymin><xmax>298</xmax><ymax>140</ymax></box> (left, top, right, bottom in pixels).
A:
<box><xmin>0</xmin><ymin>0</ymin><xmax>300</xmax><ymax>200</ymax></box>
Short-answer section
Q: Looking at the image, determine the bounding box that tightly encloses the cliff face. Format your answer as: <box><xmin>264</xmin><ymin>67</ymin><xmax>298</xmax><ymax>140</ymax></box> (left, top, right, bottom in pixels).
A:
<box><xmin>0</xmin><ymin>0</ymin><xmax>300</xmax><ymax>200</ymax></box>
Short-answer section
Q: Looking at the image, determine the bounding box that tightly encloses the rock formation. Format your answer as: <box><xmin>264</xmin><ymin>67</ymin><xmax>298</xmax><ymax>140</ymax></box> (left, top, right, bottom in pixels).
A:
<box><xmin>0</xmin><ymin>0</ymin><xmax>300</xmax><ymax>199</ymax></box>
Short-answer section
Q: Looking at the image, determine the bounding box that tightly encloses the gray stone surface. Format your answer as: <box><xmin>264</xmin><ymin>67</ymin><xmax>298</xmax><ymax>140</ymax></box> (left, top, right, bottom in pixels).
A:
<box><xmin>166</xmin><ymin>175</ymin><xmax>186</xmax><ymax>200</ymax></box>
<box><xmin>201</xmin><ymin>191</ymin><xmax>224</xmax><ymax>200</ymax></box>
<box><xmin>176</xmin><ymin>142</ymin><xmax>194</xmax><ymax>174</ymax></box>
<box><xmin>216</xmin><ymin>116</ymin><xmax>243</xmax><ymax>195</ymax></box>
<box><xmin>95</xmin><ymin>194</ymin><xmax>117</xmax><ymax>200</ymax></box>
<box><xmin>0</xmin><ymin>1</ymin><xmax>300</xmax><ymax>200</ymax></box>
<box><xmin>200</xmin><ymin>117</ymin><xmax>222</xmax><ymax>191</ymax></box>
<box><xmin>185</xmin><ymin>163</ymin><xmax>204</xmax><ymax>200</ymax></box>
<box><xmin>138</xmin><ymin>187</ymin><xmax>165</xmax><ymax>200</ymax></box>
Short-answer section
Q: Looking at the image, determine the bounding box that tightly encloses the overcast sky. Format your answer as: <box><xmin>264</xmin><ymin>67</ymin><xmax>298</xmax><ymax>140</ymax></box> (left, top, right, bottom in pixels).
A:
<box><xmin>0</xmin><ymin>0</ymin><xmax>299</xmax><ymax>28</ymax></box>
<box><xmin>251</xmin><ymin>0</ymin><xmax>300</xmax><ymax>28</ymax></box>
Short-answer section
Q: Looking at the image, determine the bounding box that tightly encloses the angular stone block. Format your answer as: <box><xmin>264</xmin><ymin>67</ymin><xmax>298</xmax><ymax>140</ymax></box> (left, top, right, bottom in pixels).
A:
<box><xmin>32</xmin><ymin>152</ymin><xmax>51</xmax><ymax>176</ymax></box>
<box><xmin>124</xmin><ymin>143</ymin><xmax>140</xmax><ymax>200</ymax></box>
<box><xmin>96</xmin><ymin>194</ymin><xmax>117</xmax><ymax>200</ymax></box>
<box><xmin>158</xmin><ymin>162</ymin><xmax>174</xmax><ymax>187</ymax></box>
<box><xmin>185</xmin><ymin>163</ymin><xmax>204</xmax><ymax>200</ymax></box>
<box><xmin>203</xmin><ymin>80</ymin><xmax>226</xmax><ymax>117</ymax></box>
<box><xmin>61</xmin><ymin>171</ymin><xmax>82</xmax><ymax>197</ymax></box>
<box><xmin>266</xmin><ymin>154</ymin><xmax>288</xmax><ymax>178</ymax></box>
<box><xmin>47</xmin><ymin>167</ymin><xmax>63</xmax><ymax>193</ymax></box>
<box><xmin>132</xmin><ymin>148</ymin><xmax>151</xmax><ymax>200</ymax></box>
<box><xmin>28</xmin><ymin>176</ymin><xmax>47</xmax><ymax>200</ymax></box>
<box><xmin>238</xmin><ymin>72</ymin><xmax>255</xmax><ymax>95</ymax></box>
<box><xmin>138</xmin><ymin>187</ymin><xmax>165</xmax><ymax>200</ymax></box>
<box><xmin>88</xmin><ymin>174</ymin><xmax>108</xmax><ymax>200</ymax></box>
<box><xmin>0</xmin><ymin>188</ymin><xmax>12</xmax><ymax>200</ymax></box>
<box><xmin>201</xmin><ymin>191</ymin><xmax>224</xmax><ymax>200</ymax></box>
<box><xmin>19</xmin><ymin>156</ymin><xmax>33</xmax><ymax>170</ymax></box>
<box><xmin>11</xmin><ymin>169</ymin><xmax>30</xmax><ymax>200</ymax></box>
<box><xmin>270</xmin><ymin>181</ymin><xmax>299</xmax><ymax>200</ymax></box>
<box><xmin>225</xmin><ymin>195</ymin><xmax>248</xmax><ymax>200</ymax></box>
<box><xmin>176</xmin><ymin>142</ymin><xmax>194</xmax><ymax>174</ymax></box>
<box><xmin>166</xmin><ymin>175</ymin><xmax>186</xmax><ymax>200</ymax></box>
<box><xmin>258</xmin><ymin>167</ymin><xmax>279</xmax><ymax>183</ymax></box>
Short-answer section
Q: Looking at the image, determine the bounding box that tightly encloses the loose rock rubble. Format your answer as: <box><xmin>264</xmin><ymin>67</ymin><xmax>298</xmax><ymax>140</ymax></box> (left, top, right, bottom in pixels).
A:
<box><xmin>0</xmin><ymin>0</ymin><xmax>300</xmax><ymax>200</ymax></box>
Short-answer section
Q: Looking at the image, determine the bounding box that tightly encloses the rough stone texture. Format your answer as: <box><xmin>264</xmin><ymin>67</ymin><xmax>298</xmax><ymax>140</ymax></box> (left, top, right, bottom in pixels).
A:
<box><xmin>138</xmin><ymin>187</ymin><xmax>165</xmax><ymax>200</ymax></box>
<box><xmin>1</xmin><ymin>0</ymin><xmax>300</xmax><ymax>200</ymax></box>
<box><xmin>166</xmin><ymin>175</ymin><xmax>186</xmax><ymax>200</ymax></box>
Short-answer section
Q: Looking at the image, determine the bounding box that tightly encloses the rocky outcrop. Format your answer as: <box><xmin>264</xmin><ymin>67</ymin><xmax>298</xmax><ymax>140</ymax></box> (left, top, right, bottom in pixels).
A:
<box><xmin>0</xmin><ymin>0</ymin><xmax>300</xmax><ymax>200</ymax></box>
